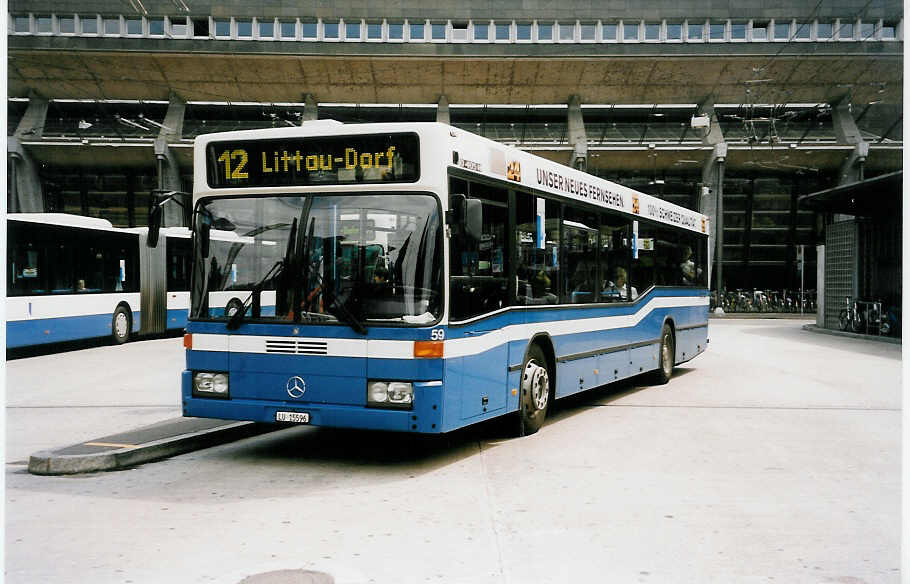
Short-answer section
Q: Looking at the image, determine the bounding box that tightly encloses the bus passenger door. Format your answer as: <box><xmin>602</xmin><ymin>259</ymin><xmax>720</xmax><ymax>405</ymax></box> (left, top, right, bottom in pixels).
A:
<box><xmin>446</xmin><ymin>179</ymin><xmax>511</xmax><ymax>422</ymax></box>
<box><xmin>448</xmin><ymin>325</ymin><xmax>508</xmax><ymax>421</ymax></box>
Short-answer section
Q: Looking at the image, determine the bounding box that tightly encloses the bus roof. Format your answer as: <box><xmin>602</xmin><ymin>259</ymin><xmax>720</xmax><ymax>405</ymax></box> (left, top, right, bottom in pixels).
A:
<box><xmin>8</xmin><ymin>213</ymin><xmax>119</xmax><ymax>231</ymax></box>
<box><xmin>193</xmin><ymin>121</ymin><xmax>710</xmax><ymax>236</ymax></box>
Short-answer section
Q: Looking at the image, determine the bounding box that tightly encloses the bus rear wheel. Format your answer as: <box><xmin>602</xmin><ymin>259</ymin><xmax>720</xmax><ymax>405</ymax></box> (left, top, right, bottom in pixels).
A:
<box><xmin>112</xmin><ymin>306</ymin><xmax>132</xmax><ymax>345</ymax></box>
<box><xmin>651</xmin><ymin>323</ymin><xmax>674</xmax><ymax>385</ymax></box>
<box><xmin>518</xmin><ymin>345</ymin><xmax>550</xmax><ymax>436</ymax></box>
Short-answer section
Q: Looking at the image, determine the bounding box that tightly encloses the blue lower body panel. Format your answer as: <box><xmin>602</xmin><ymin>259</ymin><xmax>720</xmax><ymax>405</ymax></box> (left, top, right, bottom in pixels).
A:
<box><xmin>180</xmin><ymin>289</ymin><xmax>708</xmax><ymax>434</ymax></box>
<box><xmin>7</xmin><ymin>312</ymin><xmax>141</xmax><ymax>348</ymax></box>
<box><xmin>166</xmin><ymin>309</ymin><xmax>188</xmax><ymax>331</ymax></box>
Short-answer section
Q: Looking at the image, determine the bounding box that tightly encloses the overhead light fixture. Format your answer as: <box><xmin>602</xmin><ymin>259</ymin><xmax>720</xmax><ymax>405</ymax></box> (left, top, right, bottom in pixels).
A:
<box><xmin>690</xmin><ymin>115</ymin><xmax>710</xmax><ymax>129</ymax></box>
<box><xmin>78</xmin><ymin>120</ymin><xmax>93</xmax><ymax>130</ymax></box>
<box><xmin>137</xmin><ymin>114</ymin><xmax>174</xmax><ymax>132</ymax></box>
<box><xmin>115</xmin><ymin>115</ymin><xmax>151</xmax><ymax>131</ymax></box>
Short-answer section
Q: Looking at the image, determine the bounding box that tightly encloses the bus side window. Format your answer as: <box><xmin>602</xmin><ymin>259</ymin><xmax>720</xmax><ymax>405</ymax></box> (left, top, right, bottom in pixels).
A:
<box><xmin>448</xmin><ymin>180</ymin><xmax>510</xmax><ymax>320</ymax></box>
<box><xmin>630</xmin><ymin>222</ymin><xmax>656</xmax><ymax>294</ymax></box>
<box><xmin>167</xmin><ymin>237</ymin><xmax>193</xmax><ymax>292</ymax></box>
<box><xmin>599</xmin><ymin>213</ymin><xmax>631</xmax><ymax>302</ymax></box>
<box><xmin>563</xmin><ymin>206</ymin><xmax>598</xmax><ymax>304</ymax></box>
<box><xmin>515</xmin><ymin>196</ymin><xmax>559</xmax><ymax>305</ymax></box>
<box><xmin>8</xmin><ymin>223</ymin><xmax>47</xmax><ymax>296</ymax></box>
<box><xmin>50</xmin><ymin>240</ymin><xmax>75</xmax><ymax>293</ymax></box>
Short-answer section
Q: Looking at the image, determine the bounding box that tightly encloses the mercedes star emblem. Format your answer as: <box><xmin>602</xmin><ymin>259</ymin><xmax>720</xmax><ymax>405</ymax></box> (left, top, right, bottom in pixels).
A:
<box><xmin>286</xmin><ymin>376</ymin><xmax>306</xmax><ymax>399</ymax></box>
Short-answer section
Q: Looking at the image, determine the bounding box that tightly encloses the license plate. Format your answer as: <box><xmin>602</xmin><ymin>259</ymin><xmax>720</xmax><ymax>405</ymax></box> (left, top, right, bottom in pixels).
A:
<box><xmin>276</xmin><ymin>411</ymin><xmax>310</xmax><ymax>424</ymax></box>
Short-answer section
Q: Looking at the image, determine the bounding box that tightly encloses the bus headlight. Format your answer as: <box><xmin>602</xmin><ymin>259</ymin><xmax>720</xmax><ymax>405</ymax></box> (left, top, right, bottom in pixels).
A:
<box><xmin>193</xmin><ymin>371</ymin><xmax>230</xmax><ymax>398</ymax></box>
<box><xmin>367</xmin><ymin>381</ymin><xmax>413</xmax><ymax>409</ymax></box>
<box><xmin>368</xmin><ymin>381</ymin><xmax>389</xmax><ymax>403</ymax></box>
<box><xmin>212</xmin><ymin>373</ymin><xmax>229</xmax><ymax>394</ymax></box>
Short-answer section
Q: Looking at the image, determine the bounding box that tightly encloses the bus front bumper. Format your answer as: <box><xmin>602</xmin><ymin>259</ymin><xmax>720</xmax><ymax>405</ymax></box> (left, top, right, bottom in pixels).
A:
<box><xmin>182</xmin><ymin>371</ymin><xmax>444</xmax><ymax>433</ymax></box>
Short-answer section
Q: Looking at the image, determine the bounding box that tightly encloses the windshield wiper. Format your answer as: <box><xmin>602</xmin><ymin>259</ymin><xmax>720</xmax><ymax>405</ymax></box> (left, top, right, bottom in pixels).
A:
<box><xmin>336</xmin><ymin>305</ymin><xmax>368</xmax><ymax>335</ymax></box>
<box><xmin>320</xmin><ymin>279</ymin><xmax>367</xmax><ymax>334</ymax></box>
<box><xmin>226</xmin><ymin>259</ymin><xmax>284</xmax><ymax>330</ymax></box>
<box><xmin>275</xmin><ymin>217</ymin><xmax>298</xmax><ymax>318</ymax></box>
<box><xmin>326</xmin><ymin>286</ymin><xmax>367</xmax><ymax>335</ymax></box>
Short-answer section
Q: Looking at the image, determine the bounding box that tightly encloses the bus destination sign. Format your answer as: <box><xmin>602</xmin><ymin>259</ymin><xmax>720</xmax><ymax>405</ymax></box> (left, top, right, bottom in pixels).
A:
<box><xmin>206</xmin><ymin>133</ymin><xmax>420</xmax><ymax>188</ymax></box>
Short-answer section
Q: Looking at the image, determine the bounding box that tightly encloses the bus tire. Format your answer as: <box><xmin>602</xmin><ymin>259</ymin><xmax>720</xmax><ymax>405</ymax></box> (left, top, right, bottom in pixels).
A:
<box><xmin>838</xmin><ymin>310</ymin><xmax>850</xmax><ymax>331</ymax></box>
<box><xmin>849</xmin><ymin>312</ymin><xmax>865</xmax><ymax>334</ymax></box>
<box><xmin>112</xmin><ymin>305</ymin><xmax>132</xmax><ymax>345</ymax></box>
<box><xmin>652</xmin><ymin>323</ymin><xmax>675</xmax><ymax>385</ymax></box>
<box><xmin>518</xmin><ymin>344</ymin><xmax>551</xmax><ymax>436</ymax></box>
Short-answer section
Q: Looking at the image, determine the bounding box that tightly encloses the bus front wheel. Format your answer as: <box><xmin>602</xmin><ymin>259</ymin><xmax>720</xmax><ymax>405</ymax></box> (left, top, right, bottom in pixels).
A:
<box><xmin>112</xmin><ymin>306</ymin><xmax>132</xmax><ymax>345</ymax></box>
<box><xmin>652</xmin><ymin>323</ymin><xmax>675</xmax><ymax>385</ymax></box>
<box><xmin>518</xmin><ymin>345</ymin><xmax>550</xmax><ymax>436</ymax></box>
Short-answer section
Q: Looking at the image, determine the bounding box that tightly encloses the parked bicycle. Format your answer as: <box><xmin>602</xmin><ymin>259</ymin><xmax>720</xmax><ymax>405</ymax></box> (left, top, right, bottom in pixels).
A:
<box><xmin>838</xmin><ymin>296</ymin><xmax>864</xmax><ymax>333</ymax></box>
<box><xmin>881</xmin><ymin>305</ymin><xmax>901</xmax><ymax>337</ymax></box>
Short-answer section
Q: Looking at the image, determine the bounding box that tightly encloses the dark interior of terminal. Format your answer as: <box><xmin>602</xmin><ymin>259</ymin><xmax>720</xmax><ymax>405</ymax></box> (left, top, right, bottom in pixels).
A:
<box><xmin>7</xmin><ymin>0</ymin><xmax>903</xmax><ymax>333</ymax></box>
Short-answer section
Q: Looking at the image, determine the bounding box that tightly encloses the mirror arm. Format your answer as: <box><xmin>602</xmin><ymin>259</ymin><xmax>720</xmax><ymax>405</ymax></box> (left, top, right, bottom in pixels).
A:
<box><xmin>151</xmin><ymin>189</ymin><xmax>189</xmax><ymax>210</ymax></box>
<box><xmin>147</xmin><ymin>190</ymin><xmax>190</xmax><ymax>248</ymax></box>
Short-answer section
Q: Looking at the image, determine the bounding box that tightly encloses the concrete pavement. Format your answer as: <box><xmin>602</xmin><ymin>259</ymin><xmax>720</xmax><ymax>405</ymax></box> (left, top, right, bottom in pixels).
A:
<box><xmin>5</xmin><ymin>318</ymin><xmax>901</xmax><ymax>583</ymax></box>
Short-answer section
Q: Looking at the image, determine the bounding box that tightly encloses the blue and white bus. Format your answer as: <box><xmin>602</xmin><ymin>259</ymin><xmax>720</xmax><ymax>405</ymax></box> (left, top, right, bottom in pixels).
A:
<box><xmin>6</xmin><ymin>213</ymin><xmax>193</xmax><ymax>348</ymax></box>
<box><xmin>166</xmin><ymin>121</ymin><xmax>709</xmax><ymax>435</ymax></box>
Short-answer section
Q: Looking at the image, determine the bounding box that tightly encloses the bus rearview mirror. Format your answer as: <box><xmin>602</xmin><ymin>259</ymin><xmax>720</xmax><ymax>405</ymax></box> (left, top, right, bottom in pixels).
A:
<box><xmin>451</xmin><ymin>194</ymin><xmax>483</xmax><ymax>242</ymax></box>
<box><xmin>464</xmin><ymin>199</ymin><xmax>482</xmax><ymax>242</ymax></box>
<box><xmin>147</xmin><ymin>203</ymin><xmax>162</xmax><ymax>248</ymax></box>
<box><xmin>199</xmin><ymin>221</ymin><xmax>211</xmax><ymax>259</ymax></box>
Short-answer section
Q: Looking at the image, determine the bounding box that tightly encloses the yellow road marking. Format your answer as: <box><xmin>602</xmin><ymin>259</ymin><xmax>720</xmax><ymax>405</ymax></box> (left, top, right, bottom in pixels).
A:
<box><xmin>83</xmin><ymin>442</ymin><xmax>137</xmax><ymax>448</ymax></box>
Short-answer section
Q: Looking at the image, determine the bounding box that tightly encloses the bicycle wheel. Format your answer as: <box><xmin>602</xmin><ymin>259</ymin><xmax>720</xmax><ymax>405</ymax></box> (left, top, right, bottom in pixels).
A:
<box><xmin>838</xmin><ymin>309</ymin><xmax>850</xmax><ymax>331</ymax></box>
<box><xmin>849</xmin><ymin>312</ymin><xmax>865</xmax><ymax>334</ymax></box>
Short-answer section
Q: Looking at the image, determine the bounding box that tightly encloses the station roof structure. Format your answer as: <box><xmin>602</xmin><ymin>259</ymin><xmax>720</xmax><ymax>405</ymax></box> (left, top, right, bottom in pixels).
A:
<box><xmin>7</xmin><ymin>0</ymin><xmax>904</xmax><ymax>176</ymax></box>
<box><xmin>9</xmin><ymin>36</ymin><xmax>902</xmax><ymax>106</ymax></box>
<box><xmin>799</xmin><ymin>170</ymin><xmax>902</xmax><ymax>217</ymax></box>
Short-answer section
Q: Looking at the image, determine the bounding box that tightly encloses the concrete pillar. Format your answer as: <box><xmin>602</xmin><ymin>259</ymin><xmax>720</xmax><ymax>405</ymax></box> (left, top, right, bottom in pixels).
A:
<box><xmin>15</xmin><ymin>94</ymin><xmax>48</xmax><ymax>140</ymax></box>
<box><xmin>160</xmin><ymin>92</ymin><xmax>185</xmax><ymax>141</ymax></box>
<box><xmin>696</xmin><ymin>97</ymin><xmax>726</xmax><ymax>294</ymax></box>
<box><xmin>8</xmin><ymin>94</ymin><xmax>49</xmax><ymax>213</ymax></box>
<box><xmin>567</xmin><ymin>95</ymin><xmax>587</xmax><ymax>171</ymax></box>
<box><xmin>436</xmin><ymin>95</ymin><xmax>450</xmax><ymax>125</ymax></box>
<box><xmin>702</xmin><ymin>145</ymin><xmax>727</xmax><ymax>293</ymax></box>
<box><xmin>154</xmin><ymin>93</ymin><xmax>187</xmax><ymax>227</ymax></box>
<box><xmin>839</xmin><ymin>142</ymin><xmax>869</xmax><ymax>184</ymax></box>
<box><xmin>816</xmin><ymin>244</ymin><xmax>825</xmax><ymax>326</ymax></box>
<box><xmin>302</xmin><ymin>93</ymin><xmax>318</xmax><ymax>122</ymax></box>
<box><xmin>831</xmin><ymin>99</ymin><xmax>869</xmax><ymax>184</ymax></box>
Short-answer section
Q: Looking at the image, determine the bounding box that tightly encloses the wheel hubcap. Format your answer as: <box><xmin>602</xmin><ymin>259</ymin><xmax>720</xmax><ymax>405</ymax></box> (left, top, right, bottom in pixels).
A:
<box><xmin>522</xmin><ymin>359</ymin><xmax>549</xmax><ymax>411</ymax></box>
<box><xmin>662</xmin><ymin>333</ymin><xmax>672</xmax><ymax>376</ymax></box>
<box><xmin>115</xmin><ymin>313</ymin><xmax>128</xmax><ymax>338</ymax></box>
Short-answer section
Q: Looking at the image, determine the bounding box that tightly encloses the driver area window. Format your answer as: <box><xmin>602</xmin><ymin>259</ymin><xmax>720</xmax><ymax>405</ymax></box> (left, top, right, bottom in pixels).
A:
<box><xmin>449</xmin><ymin>179</ymin><xmax>510</xmax><ymax>320</ymax></box>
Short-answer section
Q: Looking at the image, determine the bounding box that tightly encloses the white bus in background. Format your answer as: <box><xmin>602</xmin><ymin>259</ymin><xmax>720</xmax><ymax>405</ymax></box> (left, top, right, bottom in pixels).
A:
<box><xmin>6</xmin><ymin>213</ymin><xmax>192</xmax><ymax>349</ymax></box>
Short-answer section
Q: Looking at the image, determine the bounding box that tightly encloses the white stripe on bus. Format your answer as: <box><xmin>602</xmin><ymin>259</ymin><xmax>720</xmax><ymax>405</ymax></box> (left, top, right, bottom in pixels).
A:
<box><xmin>7</xmin><ymin>293</ymin><xmax>142</xmax><ymax>321</ymax></box>
<box><xmin>189</xmin><ymin>296</ymin><xmax>707</xmax><ymax>359</ymax></box>
<box><xmin>446</xmin><ymin>295</ymin><xmax>707</xmax><ymax>358</ymax></box>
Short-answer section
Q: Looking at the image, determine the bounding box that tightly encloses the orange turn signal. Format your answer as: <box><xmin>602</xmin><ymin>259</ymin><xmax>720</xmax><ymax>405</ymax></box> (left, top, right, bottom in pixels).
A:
<box><xmin>183</xmin><ymin>333</ymin><xmax>193</xmax><ymax>349</ymax></box>
<box><xmin>413</xmin><ymin>340</ymin><xmax>444</xmax><ymax>359</ymax></box>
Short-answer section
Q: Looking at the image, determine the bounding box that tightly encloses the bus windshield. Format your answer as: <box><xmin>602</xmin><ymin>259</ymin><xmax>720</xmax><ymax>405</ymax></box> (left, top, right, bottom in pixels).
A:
<box><xmin>191</xmin><ymin>193</ymin><xmax>443</xmax><ymax>326</ymax></box>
